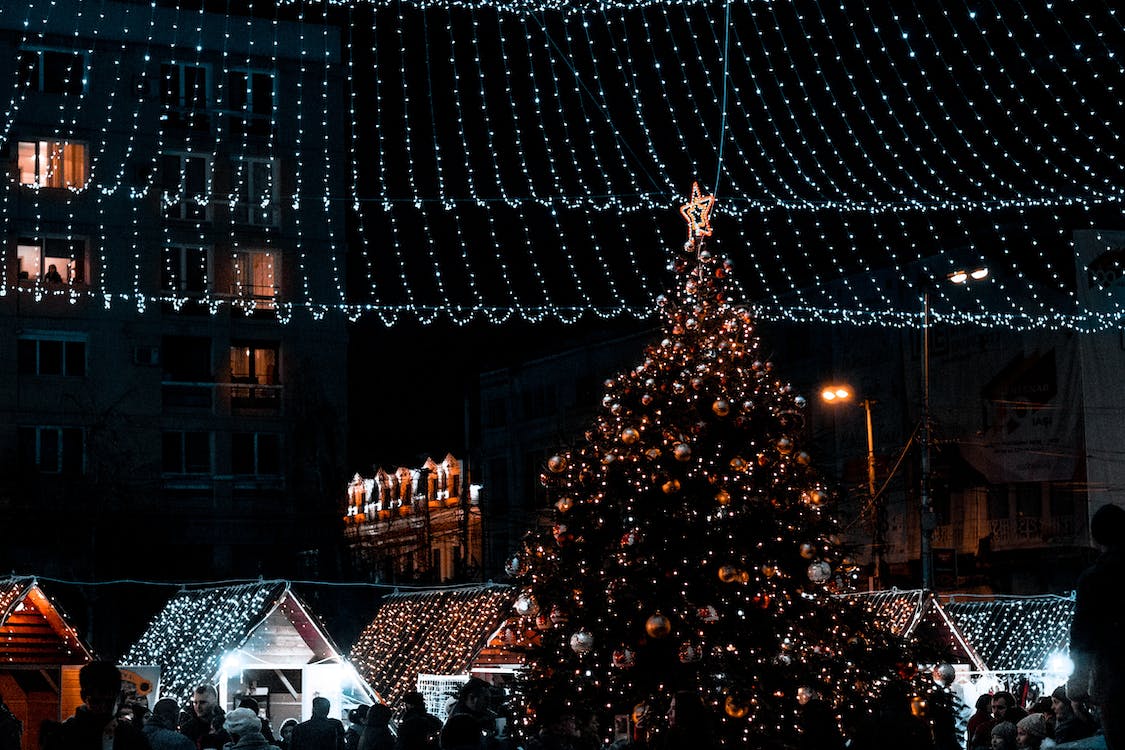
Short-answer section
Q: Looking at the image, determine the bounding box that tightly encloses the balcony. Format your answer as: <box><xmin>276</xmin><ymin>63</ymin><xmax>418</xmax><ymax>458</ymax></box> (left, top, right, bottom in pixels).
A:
<box><xmin>228</xmin><ymin>381</ymin><xmax>282</xmax><ymax>413</ymax></box>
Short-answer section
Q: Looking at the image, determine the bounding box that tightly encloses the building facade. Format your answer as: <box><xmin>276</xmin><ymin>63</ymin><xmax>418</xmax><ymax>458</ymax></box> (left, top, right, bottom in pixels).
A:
<box><xmin>343</xmin><ymin>454</ymin><xmax>483</xmax><ymax>584</ymax></box>
<box><xmin>0</xmin><ymin>0</ymin><xmax>349</xmax><ymax>588</ymax></box>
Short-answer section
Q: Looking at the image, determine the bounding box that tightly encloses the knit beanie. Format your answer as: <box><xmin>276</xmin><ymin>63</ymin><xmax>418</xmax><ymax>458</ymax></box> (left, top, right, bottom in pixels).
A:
<box><xmin>992</xmin><ymin>721</ymin><xmax>1017</xmax><ymax>743</ymax></box>
<box><xmin>1017</xmin><ymin>713</ymin><xmax>1048</xmax><ymax>739</ymax></box>
<box><xmin>224</xmin><ymin>707</ymin><xmax>262</xmax><ymax>737</ymax></box>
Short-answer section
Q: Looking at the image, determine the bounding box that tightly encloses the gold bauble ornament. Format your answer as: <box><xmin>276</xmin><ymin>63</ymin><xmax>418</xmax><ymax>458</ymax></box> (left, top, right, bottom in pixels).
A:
<box><xmin>556</xmin><ymin>496</ymin><xmax>575</xmax><ymax>513</ymax></box>
<box><xmin>729</xmin><ymin>456</ymin><xmax>747</xmax><ymax>471</ymax></box>
<box><xmin>715</xmin><ymin>489</ymin><xmax>731</xmax><ymax>505</ymax></box>
<box><xmin>800</xmin><ymin>543</ymin><xmax>817</xmax><ymax>559</ymax></box>
<box><xmin>796</xmin><ymin>451</ymin><xmax>811</xmax><ymax>465</ymax></box>
<box><xmin>645</xmin><ymin>612</ymin><xmax>672</xmax><ymax>638</ymax></box>
<box><xmin>621</xmin><ymin>427</ymin><xmax>640</xmax><ymax>445</ymax></box>
<box><xmin>762</xmin><ymin>563</ymin><xmax>778</xmax><ymax>578</ymax></box>
<box><xmin>661</xmin><ymin>478</ymin><xmax>681</xmax><ymax>494</ymax></box>
<box><xmin>718</xmin><ymin>565</ymin><xmax>741</xmax><ymax>583</ymax></box>
<box><xmin>712</xmin><ymin>399</ymin><xmax>731</xmax><ymax>417</ymax></box>
<box><xmin>724</xmin><ymin>695</ymin><xmax>750</xmax><ymax>719</ymax></box>
<box><xmin>673</xmin><ymin>443</ymin><xmax>692</xmax><ymax>462</ymax></box>
<box><xmin>777</xmin><ymin>437</ymin><xmax>794</xmax><ymax>455</ymax></box>
<box><xmin>547</xmin><ymin>455</ymin><xmax>567</xmax><ymax>473</ymax></box>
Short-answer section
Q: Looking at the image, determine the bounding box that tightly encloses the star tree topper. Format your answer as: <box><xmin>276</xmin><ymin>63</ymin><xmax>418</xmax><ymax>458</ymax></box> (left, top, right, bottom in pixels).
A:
<box><xmin>679</xmin><ymin>181</ymin><xmax>717</xmax><ymax>244</ymax></box>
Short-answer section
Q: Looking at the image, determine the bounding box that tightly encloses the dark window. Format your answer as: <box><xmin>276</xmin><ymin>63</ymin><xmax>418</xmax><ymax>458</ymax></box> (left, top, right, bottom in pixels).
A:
<box><xmin>162</xmin><ymin>246</ymin><xmax>210</xmax><ymax>294</ymax></box>
<box><xmin>162</xmin><ymin>336</ymin><xmax>211</xmax><ymax>381</ymax></box>
<box><xmin>162</xmin><ymin>431</ymin><xmax>211</xmax><ymax>474</ymax></box>
<box><xmin>18</xmin><ymin>49</ymin><xmax>85</xmax><ymax>95</ymax></box>
<box><xmin>483</xmin><ymin>397</ymin><xmax>507</xmax><ymax>428</ymax></box>
<box><xmin>227</xmin><ymin>70</ymin><xmax>273</xmax><ymax>136</ymax></box>
<box><xmin>18</xmin><ymin>426</ymin><xmax>84</xmax><ymax>474</ymax></box>
<box><xmin>17</xmin><ymin>337</ymin><xmax>85</xmax><ymax>376</ymax></box>
<box><xmin>232</xmin><ymin>433</ymin><xmax>281</xmax><ymax>476</ymax></box>
<box><xmin>160</xmin><ymin>62</ymin><xmax>208</xmax><ymax>108</ymax></box>
<box><xmin>160</xmin><ymin>153</ymin><xmax>209</xmax><ymax>221</ymax></box>
<box><xmin>522</xmin><ymin>385</ymin><xmax>557</xmax><ymax>420</ymax></box>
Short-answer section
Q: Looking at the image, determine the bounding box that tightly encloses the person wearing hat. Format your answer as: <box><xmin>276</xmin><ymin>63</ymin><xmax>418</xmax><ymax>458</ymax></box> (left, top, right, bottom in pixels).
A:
<box><xmin>990</xmin><ymin>721</ymin><xmax>1018</xmax><ymax>750</ymax></box>
<box><xmin>1068</xmin><ymin>502</ymin><xmax>1125</xmax><ymax>750</ymax></box>
<box><xmin>1048</xmin><ymin>685</ymin><xmax>1095</xmax><ymax>744</ymax></box>
<box><xmin>224</xmin><ymin>708</ymin><xmax>281</xmax><ymax>750</ymax></box>
<box><xmin>144</xmin><ymin>698</ymin><xmax>194</xmax><ymax>750</ymax></box>
<box><xmin>1015</xmin><ymin>713</ymin><xmax>1055</xmax><ymax>749</ymax></box>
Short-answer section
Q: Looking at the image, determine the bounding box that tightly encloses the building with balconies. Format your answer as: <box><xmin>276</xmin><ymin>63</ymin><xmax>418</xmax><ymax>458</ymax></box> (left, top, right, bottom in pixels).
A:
<box><xmin>0</xmin><ymin>0</ymin><xmax>349</xmax><ymax>607</ymax></box>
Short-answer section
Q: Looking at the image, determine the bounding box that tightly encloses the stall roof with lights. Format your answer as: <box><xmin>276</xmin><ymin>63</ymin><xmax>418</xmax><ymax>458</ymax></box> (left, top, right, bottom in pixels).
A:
<box><xmin>943</xmin><ymin>594</ymin><xmax>1075</xmax><ymax>674</ymax></box>
<box><xmin>349</xmin><ymin>584</ymin><xmax>518</xmax><ymax>704</ymax></box>
<box><xmin>0</xmin><ymin>576</ymin><xmax>92</xmax><ymax>668</ymax></box>
<box><xmin>122</xmin><ymin>580</ymin><xmax>368</xmax><ymax>703</ymax></box>
<box><xmin>846</xmin><ymin>589</ymin><xmax>987</xmax><ymax>671</ymax></box>
<box><xmin>848</xmin><ymin>589</ymin><xmax>1077</xmax><ymax>675</ymax></box>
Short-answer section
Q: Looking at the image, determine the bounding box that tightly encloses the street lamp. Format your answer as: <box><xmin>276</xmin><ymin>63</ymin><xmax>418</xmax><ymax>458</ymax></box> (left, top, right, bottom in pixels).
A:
<box><xmin>920</xmin><ymin>265</ymin><xmax>989</xmax><ymax>590</ymax></box>
<box><xmin>821</xmin><ymin>384</ymin><xmax>882</xmax><ymax>589</ymax></box>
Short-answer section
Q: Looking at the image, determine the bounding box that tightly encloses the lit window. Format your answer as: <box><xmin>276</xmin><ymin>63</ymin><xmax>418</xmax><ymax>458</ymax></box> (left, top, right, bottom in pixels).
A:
<box><xmin>233</xmin><ymin>158</ymin><xmax>279</xmax><ymax>226</ymax></box>
<box><xmin>18</xmin><ymin>140</ymin><xmax>88</xmax><ymax>189</ymax></box>
<box><xmin>232</xmin><ymin>249</ymin><xmax>279</xmax><ymax>309</ymax></box>
<box><xmin>16</xmin><ymin>237</ymin><xmax>87</xmax><ymax>284</ymax></box>
<box><xmin>18</xmin><ymin>49</ymin><xmax>86</xmax><ymax>95</ymax></box>
<box><xmin>230</xmin><ymin>342</ymin><xmax>279</xmax><ymax>385</ymax></box>
<box><xmin>162</xmin><ymin>245</ymin><xmax>211</xmax><ymax>295</ymax></box>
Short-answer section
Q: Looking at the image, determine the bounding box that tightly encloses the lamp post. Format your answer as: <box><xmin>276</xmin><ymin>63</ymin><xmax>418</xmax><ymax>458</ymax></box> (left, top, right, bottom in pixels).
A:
<box><xmin>920</xmin><ymin>266</ymin><xmax>989</xmax><ymax>591</ymax></box>
<box><xmin>821</xmin><ymin>385</ymin><xmax>883</xmax><ymax>589</ymax></box>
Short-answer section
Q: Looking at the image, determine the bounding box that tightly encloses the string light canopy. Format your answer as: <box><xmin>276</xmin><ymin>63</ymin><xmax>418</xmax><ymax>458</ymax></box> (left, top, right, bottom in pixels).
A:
<box><xmin>3</xmin><ymin>0</ymin><xmax>1123</xmax><ymax>329</ymax></box>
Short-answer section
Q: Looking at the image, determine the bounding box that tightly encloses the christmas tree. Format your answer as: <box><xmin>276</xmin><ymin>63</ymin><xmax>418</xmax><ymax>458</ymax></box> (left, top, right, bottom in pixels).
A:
<box><xmin>509</xmin><ymin>184</ymin><xmax>951</xmax><ymax>748</ymax></box>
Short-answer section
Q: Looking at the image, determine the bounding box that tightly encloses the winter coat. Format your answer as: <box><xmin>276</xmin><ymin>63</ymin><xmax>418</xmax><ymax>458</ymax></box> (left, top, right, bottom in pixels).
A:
<box><xmin>393</xmin><ymin>708</ymin><xmax>441</xmax><ymax>750</ymax></box>
<box><xmin>41</xmin><ymin>706</ymin><xmax>152</xmax><ymax>750</ymax></box>
<box><xmin>356</xmin><ymin>723</ymin><xmax>394</xmax><ymax>750</ymax></box>
<box><xmin>290</xmin><ymin>717</ymin><xmax>346</xmax><ymax>750</ymax></box>
<box><xmin>1068</xmin><ymin>544</ymin><xmax>1125</xmax><ymax>704</ymax></box>
<box><xmin>144</xmin><ymin>723</ymin><xmax>197</xmax><ymax>750</ymax></box>
<box><xmin>223</xmin><ymin>732</ymin><xmax>282</xmax><ymax>750</ymax></box>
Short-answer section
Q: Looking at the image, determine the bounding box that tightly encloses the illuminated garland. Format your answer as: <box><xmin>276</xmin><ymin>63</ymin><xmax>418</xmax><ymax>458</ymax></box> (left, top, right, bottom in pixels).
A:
<box><xmin>2</xmin><ymin>0</ymin><xmax>1123</xmax><ymax>329</ymax></box>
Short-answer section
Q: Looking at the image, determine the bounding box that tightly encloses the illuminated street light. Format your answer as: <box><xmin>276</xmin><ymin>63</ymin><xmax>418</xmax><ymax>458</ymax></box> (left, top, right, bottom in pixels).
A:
<box><xmin>821</xmin><ymin>384</ymin><xmax>882</xmax><ymax>590</ymax></box>
<box><xmin>920</xmin><ymin>265</ymin><xmax>989</xmax><ymax>590</ymax></box>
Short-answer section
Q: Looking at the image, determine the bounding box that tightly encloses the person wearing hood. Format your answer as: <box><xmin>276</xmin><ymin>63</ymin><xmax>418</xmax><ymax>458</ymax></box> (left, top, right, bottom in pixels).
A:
<box><xmin>41</xmin><ymin>661</ymin><xmax>152</xmax><ymax>750</ymax></box>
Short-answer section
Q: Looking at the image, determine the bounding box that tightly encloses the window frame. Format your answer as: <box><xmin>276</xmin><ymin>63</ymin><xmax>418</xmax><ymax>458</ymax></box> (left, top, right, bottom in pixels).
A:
<box><xmin>161</xmin><ymin>243</ymin><xmax>212</xmax><ymax>296</ymax></box>
<box><xmin>19</xmin><ymin>425</ymin><xmax>85</xmax><ymax>475</ymax></box>
<box><xmin>226</xmin><ymin>68</ymin><xmax>275</xmax><ymax>135</ymax></box>
<box><xmin>160</xmin><ymin>151</ymin><xmax>211</xmax><ymax>222</ymax></box>
<box><xmin>17</xmin><ymin>332</ymin><xmax>87</xmax><ymax>377</ymax></box>
<box><xmin>231</xmin><ymin>432</ymin><xmax>282</xmax><ymax>477</ymax></box>
<box><xmin>16</xmin><ymin>236</ymin><xmax>88</xmax><ymax>285</ymax></box>
<box><xmin>18</xmin><ymin>48</ymin><xmax>87</xmax><ymax>95</ymax></box>
<box><xmin>231</xmin><ymin>248</ymin><xmax>280</xmax><ymax>309</ymax></box>
<box><xmin>17</xmin><ymin>139</ymin><xmax>89</xmax><ymax>190</ymax></box>
<box><xmin>161</xmin><ymin>430</ymin><xmax>213</xmax><ymax>475</ymax></box>
<box><xmin>233</xmin><ymin>157</ymin><xmax>280</xmax><ymax>227</ymax></box>
<box><xmin>159</xmin><ymin>61</ymin><xmax>211</xmax><ymax>109</ymax></box>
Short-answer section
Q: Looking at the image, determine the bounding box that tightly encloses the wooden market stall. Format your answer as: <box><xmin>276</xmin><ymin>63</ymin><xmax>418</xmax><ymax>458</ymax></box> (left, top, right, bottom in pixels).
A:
<box><xmin>348</xmin><ymin>584</ymin><xmax>521</xmax><ymax>718</ymax></box>
<box><xmin>122</xmin><ymin>580</ymin><xmax>377</xmax><ymax>729</ymax></box>
<box><xmin>0</xmin><ymin>576</ymin><xmax>93</xmax><ymax>750</ymax></box>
